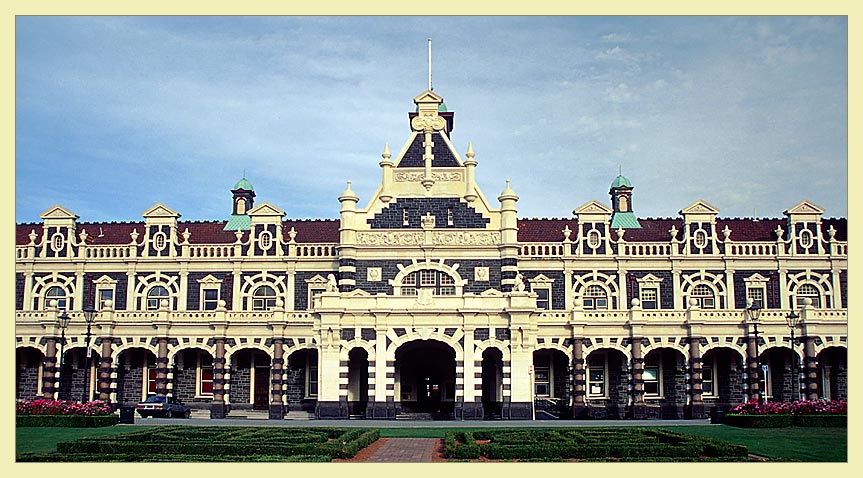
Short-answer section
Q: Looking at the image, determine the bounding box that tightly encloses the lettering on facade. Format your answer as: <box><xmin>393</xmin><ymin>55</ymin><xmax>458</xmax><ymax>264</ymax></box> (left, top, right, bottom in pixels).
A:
<box><xmin>356</xmin><ymin>230</ymin><xmax>500</xmax><ymax>246</ymax></box>
<box><xmin>393</xmin><ymin>171</ymin><xmax>464</xmax><ymax>182</ymax></box>
<box><xmin>433</xmin><ymin>231</ymin><xmax>500</xmax><ymax>246</ymax></box>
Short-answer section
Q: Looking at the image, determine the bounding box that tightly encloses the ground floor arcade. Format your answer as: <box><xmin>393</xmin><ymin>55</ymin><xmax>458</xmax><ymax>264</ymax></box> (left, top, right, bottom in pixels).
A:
<box><xmin>16</xmin><ymin>328</ymin><xmax>847</xmax><ymax>420</ymax></box>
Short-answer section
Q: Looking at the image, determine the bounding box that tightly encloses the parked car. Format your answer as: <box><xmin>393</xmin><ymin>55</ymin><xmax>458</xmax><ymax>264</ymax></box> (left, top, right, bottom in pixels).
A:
<box><xmin>136</xmin><ymin>395</ymin><xmax>192</xmax><ymax>418</ymax></box>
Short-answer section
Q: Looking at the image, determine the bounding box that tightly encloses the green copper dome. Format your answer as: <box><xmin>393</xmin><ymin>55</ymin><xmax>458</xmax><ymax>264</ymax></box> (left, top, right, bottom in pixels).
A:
<box><xmin>233</xmin><ymin>178</ymin><xmax>254</xmax><ymax>191</ymax></box>
<box><xmin>611</xmin><ymin>174</ymin><xmax>632</xmax><ymax>188</ymax></box>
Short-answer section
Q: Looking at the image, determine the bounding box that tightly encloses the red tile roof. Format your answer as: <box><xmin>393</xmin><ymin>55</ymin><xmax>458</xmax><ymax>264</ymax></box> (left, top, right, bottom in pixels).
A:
<box><xmin>517</xmin><ymin>218</ymin><xmax>577</xmax><ymax>243</ymax></box>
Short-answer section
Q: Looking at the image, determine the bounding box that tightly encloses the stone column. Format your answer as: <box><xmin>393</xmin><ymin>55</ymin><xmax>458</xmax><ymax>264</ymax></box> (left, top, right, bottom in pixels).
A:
<box><xmin>803</xmin><ymin>336</ymin><xmax>820</xmax><ymax>400</ymax></box>
<box><xmin>98</xmin><ymin>338</ymin><xmax>114</xmax><ymax>402</ymax></box>
<box><xmin>155</xmin><ymin>337</ymin><xmax>170</xmax><ymax>397</ymax></box>
<box><xmin>461</xmin><ymin>326</ymin><xmax>481</xmax><ymax>419</ymax></box>
<box><xmin>126</xmin><ymin>271</ymin><xmax>136</xmax><ymax>311</ymax></box>
<box><xmin>746</xmin><ymin>335</ymin><xmax>761</xmax><ymax>402</ymax></box>
<box><xmin>269</xmin><ymin>338</ymin><xmax>285</xmax><ymax>419</ymax></box>
<box><xmin>672</xmin><ymin>269</ymin><xmax>683</xmax><ymax>310</ymax></box>
<box><xmin>630</xmin><ymin>337</ymin><xmax>646</xmax><ymax>419</ymax></box>
<box><xmin>687</xmin><ymin>337</ymin><xmax>705</xmax><ymax>418</ymax></box>
<box><xmin>778</xmin><ymin>269</ymin><xmax>789</xmax><ymax>310</ymax></box>
<box><xmin>178</xmin><ymin>270</ymin><xmax>189</xmax><ymax>311</ymax></box>
<box><xmin>571</xmin><ymin>337</ymin><xmax>587</xmax><ymax>418</ymax></box>
<box><xmin>42</xmin><ymin>337</ymin><xmax>58</xmax><ymax>399</ymax></box>
<box><xmin>211</xmin><ymin>338</ymin><xmax>227</xmax><ymax>418</ymax></box>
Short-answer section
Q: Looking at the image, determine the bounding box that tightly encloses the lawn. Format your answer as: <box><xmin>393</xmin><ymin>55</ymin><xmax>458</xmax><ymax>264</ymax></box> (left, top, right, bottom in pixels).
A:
<box><xmin>16</xmin><ymin>424</ymin><xmax>847</xmax><ymax>462</ymax></box>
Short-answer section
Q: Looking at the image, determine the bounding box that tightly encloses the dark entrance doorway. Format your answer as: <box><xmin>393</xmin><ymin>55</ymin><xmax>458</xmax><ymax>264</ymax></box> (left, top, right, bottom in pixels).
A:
<box><xmin>395</xmin><ymin>340</ymin><xmax>456</xmax><ymax>417</ymax></box>
<box><xmin>482</xmin><ymin>348</ymin><xmax>504</xmax><ymax>419</ymax></box>
<box><xmin>347</xmin><ymin>348</ymin><xmax>369</xmax><ymax>417</ymax></box>
<box><xmin>253</xmin><ymin>367</ymin><xmax>270</xmax><ymax>410</ymax></box>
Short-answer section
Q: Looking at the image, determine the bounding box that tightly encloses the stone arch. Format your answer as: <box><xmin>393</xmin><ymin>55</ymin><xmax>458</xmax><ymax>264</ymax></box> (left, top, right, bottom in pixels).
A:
<box><xmin>389</xmin><ymin>259</ymin><xmax>467</xmax><ymax>296</ymax></box>
<box><xmin>643</xmin><ymin>341</ymin><xmax>689</xmax><ymax>359</ymax></box>
<box><xmin>572</xmin><ymin>271</ymin><xmax>619</xmax><ymax>308</ymax></box>
<box><xmin>225</xmin><ymin>344</ymin><xmax>272</xmax><ymax>363</ymax></box>
<box><xmin>786</xmin><ymin>271</ymin><xmax>833</xmax><ymax>307</ymax></box>
<box><xmin>583</xmin><ymin>342</ymin><xmax>631</xmax><ymax>360</ymax></box>
<box><xmin>393</xmin><ymin>338</ymin><xmax>458</xmax><ymax>416</ymax></box>
<box><xmin>239</xmin><ymin>271</ymin><xmax>288</xmax><ymax>310</ymax></box>
<box><xmin>167</xmin><ymin>342</ymin><xmax>217</xmax><ymax>362</ymax></box>
<box><xmin>681</xmin><ymin>272</ymin><xmax>726</xmax><ymax>308</ymax></box>
<box><xmin>16</xmin><ymin>346</ymin><xmax>44</xmax><ymax>400</ymax></box>
<box><xmin>134</xmin><ymin>272</ymin><xmax>180</xmax><ymax>310</ymax></box>
<box><xmin>339</xmin><ymin>340</ymin><xmax>376</xmax><ymax>362</ymax></box>
<box><xmin>474</xmin><ymin>340</ymin><xmax>510</xmax><ymax>361</ymax></box>
<box><xmin>386</xmin><ymin>330</ymin><xmax>463</xmax><ymax>361</ymax></box>
<box><xmin>534</xmin><ymin>343</ymin><xmax>573</xmax><ymax>360</ymax></box>
<box><xmin>31</xmin><ymin>272</ymin><xmax>76</xmax><ymax>310</ymax></box>
<box><xmin>813</xmin><ymin>340</ymin><xmax>846</xmax><ymax>356</ymax></box>
<box><xmin>702</xmin><ymin>340</ymin><xmax>747</xmax><ymax>359</ymax></box>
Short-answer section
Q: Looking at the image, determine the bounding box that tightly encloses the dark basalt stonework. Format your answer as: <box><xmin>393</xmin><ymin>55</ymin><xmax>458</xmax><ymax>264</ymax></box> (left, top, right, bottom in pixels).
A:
<box><xmin>397</xmin><ymin>132</ymin><xmax>460</xmax><ymax>168</ymax></box>
<box><xmin>368</xmin><ymin>197</ymin><xmax>490</xmax><ymax>229</ymax></box>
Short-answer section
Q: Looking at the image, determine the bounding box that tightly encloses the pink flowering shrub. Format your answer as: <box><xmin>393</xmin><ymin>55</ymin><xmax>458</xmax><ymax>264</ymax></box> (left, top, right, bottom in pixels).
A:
<box><xmin>729</xmin><ymin>399</ymin><xmax>847</xmax><ymax>416</ymax></box>
<box><xmin>16</xmin><ymin>399</ymin><xmax>114</xmax><ymax>417</ymax></box>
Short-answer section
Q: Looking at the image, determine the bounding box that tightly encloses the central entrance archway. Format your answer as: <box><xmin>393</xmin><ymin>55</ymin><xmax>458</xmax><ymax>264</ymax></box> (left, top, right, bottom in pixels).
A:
<box><xmin>395</xmin><ymin>339</ymin><xmax>456</xmax><ymax>417</ymax></box>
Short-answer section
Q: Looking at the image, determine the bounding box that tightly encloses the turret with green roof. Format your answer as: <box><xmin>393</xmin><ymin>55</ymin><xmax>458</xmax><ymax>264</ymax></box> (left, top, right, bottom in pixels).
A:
<box><xmin>609</xmin><ymin>172</ymin><xmax>641</xmax><ymax>229</ymax></box>
<box><xmin>224</xmin><ymin>176</ymin><xmax>255</xmax><ymax>231</ymax></box>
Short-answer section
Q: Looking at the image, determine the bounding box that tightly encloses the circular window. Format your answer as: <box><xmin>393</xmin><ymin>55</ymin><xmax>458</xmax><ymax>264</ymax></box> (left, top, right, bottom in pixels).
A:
<box><xmin>799</xmin><ymin>229</ymin><xmax>813</xmax><ymax>248</ymax></box>
<box><xmin>50</xmin><ymin>233</ymin><xmax>65</xmax><ymax>252</ymax></box>
<box><xmin>587</xmin><ymin>229</ymin><xmax>601</xmax><ymax>249</ymax></box>
<box><xmin>259</xmin><ymin>231</ymin><xmax>272</xmax><ymax>250</ymax></box>
<box><xmin>693</xmin><ymin>229</ymin><xmax>708</xmax><ymax>249</ymax></box>
<box><xmin>153</xmin><ymin>232</ymin><xmax>167</xmax><ymax>251</ymax></box>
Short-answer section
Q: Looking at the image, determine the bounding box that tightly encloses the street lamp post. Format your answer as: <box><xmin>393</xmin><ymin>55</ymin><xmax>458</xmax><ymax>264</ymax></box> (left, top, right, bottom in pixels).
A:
<box><xmin>745</xmin><ymin>299</ymin><xmax>763</xmax><ymax>404</ymax></box>
<box><xmin>785</xmin><ymin>307</ymin><xmax>801</xmax><ymax>402</ymax></box>
<box><xmin>55</xmin><ymin>310</ymin><xmax>72</xmax><ymax>400</ymax></box>
<box><xmin>80</xmin><ymin>307</ymin><xmax>97</xmax><ymax>403</ymax></box>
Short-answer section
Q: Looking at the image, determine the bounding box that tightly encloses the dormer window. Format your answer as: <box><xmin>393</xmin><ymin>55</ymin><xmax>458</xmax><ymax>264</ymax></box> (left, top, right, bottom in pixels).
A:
<box><xmin>236</xmin><ymin>198</ymin><xmax>247</xmax><ymax>215</ymax></box>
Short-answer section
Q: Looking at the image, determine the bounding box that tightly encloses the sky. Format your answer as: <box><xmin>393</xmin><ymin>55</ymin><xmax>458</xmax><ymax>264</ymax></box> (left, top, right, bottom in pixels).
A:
<box><xmin>15</xmin><ymin>16</ymin><xmax>848</xmax><ymax>224</ymax></box>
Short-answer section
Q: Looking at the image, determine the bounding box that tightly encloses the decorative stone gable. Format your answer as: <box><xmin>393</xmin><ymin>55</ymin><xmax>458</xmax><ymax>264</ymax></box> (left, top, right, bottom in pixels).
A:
<box><xmin>38</xmin><ymin>205</ymin><xmax>80</xmax><ymax>259</ymax></box>
<box><xmin>783</xmin><ymin>200</ymin><xmax>826</xmax><ymax>255</ymax></box>
<box><xmin>141</xmin><ymin>203</ymin><xmax>181</xmax><ymax>258</ymax></box>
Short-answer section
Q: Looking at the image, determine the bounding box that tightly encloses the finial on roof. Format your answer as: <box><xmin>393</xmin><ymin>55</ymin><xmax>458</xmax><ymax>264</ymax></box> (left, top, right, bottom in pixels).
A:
<box><xmin>466</xmin><ymin>142</ymin><xmax>475</xmax><ymax>158</ymax></box>
<box><xmin>382</xmin><ymin>143</ymin><xmax>391</xmax><ymax>161</ymax></box>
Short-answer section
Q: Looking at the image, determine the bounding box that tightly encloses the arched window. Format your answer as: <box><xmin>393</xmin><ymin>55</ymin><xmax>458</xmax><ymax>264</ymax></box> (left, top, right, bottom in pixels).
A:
<box><xmin>795</xmin><ymin>283</ymin><xmax>822</xmax><ymax>308</ymax></box>
<box><xmin>583</xmin><ymin>284</ymin><xmax>608</xmax><ymax>310</ymax></box>
<box><xmin>252</xmin><ymin>285</ymin><xmax>277</xmax><ymax>310</ymax></box>
<box><xmin>45</xmin><ymin>286</ymin><xmax>67</xmax><ymax>310</ymax></box>
<box><xmin>587</xmin><ymin>229</ymin><xmax>601</xmax><ymax>249</ymax></box>
<box><xmin>399</xmin><ymin>269</ymin><xmax>456</xmax><ymax>296</ymax></box>
<box><xmin>236</xmin><ymin>197</ymin><xmax>247</xmax><ymax>215</ymax></box>
<box><xmin>799</xmin><ymin>229</ymin><xmax>813</xmax><ymax>248</ymax></box>
<box><xmin>690</xmin><ymin>284</ymin><xmax>715</xmax><ymax>309</ymax></box>
<box><xmin>146</xmin><ymin>286</ymin><xmax>170</xmax><ymax>311</ymax></box>
<box><xmin>153</xmin><ymin>232</ymin><xmax>167</xmax><ymax>251</ymax></box>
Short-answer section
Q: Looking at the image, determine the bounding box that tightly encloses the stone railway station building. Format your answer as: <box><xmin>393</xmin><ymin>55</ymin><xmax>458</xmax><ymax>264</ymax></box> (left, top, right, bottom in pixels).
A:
<box><xmin>15</xmin><ymin>88</ymin><xmax>847</xmax><ymax>420</ymax></box>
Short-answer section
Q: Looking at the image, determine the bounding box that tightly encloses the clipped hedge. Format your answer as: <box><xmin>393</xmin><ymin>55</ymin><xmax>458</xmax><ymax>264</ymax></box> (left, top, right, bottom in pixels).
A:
<box><xmin>444</xmin><ymin>428</ymin><xmax>748</xmax><ymax>461</ymax></box>
<box><xmin>18</xmin><ymin>452</ymin><xmax>332</xmax><ymax>462</ymax></box>
<box><xmin>16</xmin><ymin>414</ymin><xmax>119</xmax><ymax>428</ymax></box>
<box><xmin>50</xmin><ymin>426</ymin><xmax>378</xmax><ymax>462</ymax></box>
<box><xmin>725</xmin><ymin>414</ymin><xmax>847</xmax><ymax>428</ymax></box>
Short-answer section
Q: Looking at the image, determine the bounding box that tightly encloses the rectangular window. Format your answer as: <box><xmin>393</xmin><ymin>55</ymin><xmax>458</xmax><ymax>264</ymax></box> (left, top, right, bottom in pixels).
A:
<box><xmin>200</xmin><ymin>366</ymin><xmax>214</xmax><ymax>395</ymax></box>
<box><xmin>640</xmin><ymin>287</ymin><xmax>658</xmax><ymax>309</ymax></box>
<box><xmin>643</xmin><ymin>366</ymin><xmax>660</xmax><ymax>396</ymax></box>
<box><xmin>747</xmin><ymin>287</ymin><xmax>765</xmax><ymax>309</ymax></box>
<box><xmin>147</xmin><ymin>368</ymin><xmax>157</xmax><ymax>395</ymax></box>
<box><xmin>308</xmin><ymin>287</ymin><xmax>326</xmax><ymax>308</ymax></box>
<box><xmin>587</xmin><ymin>355</ymin><xmax>606</xmax><ymax>398</ymax></box>
<box><xmin>534</xmin><ymin>367</ymin><xmax>551</xmax><ymax>397</ymax></box>
<box><xmin>535</xmin><ymin>288</ymin><xmax>550</xmax><ymax>310</ymax></box>
<box><xmin>306</xmin><ymin>356</ymin><xmax>319</xmax><ymax>398</ymax></box>
<box><xmin>97</xmin><ymin>288</ymin><xmax>114</xmax><ymax>310</ymax></box>
<box><xmin>202</xmin><ymin>288</ymin><xmax>219</xmax><ymax>311</ymax></box>
<box><xmin>702</xmin><ymin>365</ymin><xmax>715</xmax><ymax>397</ymax></box>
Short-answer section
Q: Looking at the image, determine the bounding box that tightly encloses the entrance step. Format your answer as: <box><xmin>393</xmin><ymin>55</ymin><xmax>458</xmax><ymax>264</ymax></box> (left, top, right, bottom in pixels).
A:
<box><xmin>284</xmin><ymin>410</ymin><xmax>315</xmax><ymax>420</ymax></box>
<box><xmin>228</xmin><ymin>409</ymin><xmax>270</xmax><ymax>420</ymax></box>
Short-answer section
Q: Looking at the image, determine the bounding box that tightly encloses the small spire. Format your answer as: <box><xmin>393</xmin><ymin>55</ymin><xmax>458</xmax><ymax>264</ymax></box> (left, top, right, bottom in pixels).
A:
<box><xmin>619</xmin><ymin>164</ymin><xmax>621</xmax><ymax>176</ymax></box>
<box><xmin>466</xmin><ymin>142</ymin><xmax>475</xmax><ymax>158</ymax></box>
<box><xmin>381</xmin><ymin>143</ymin><xmax>392</xmax><ymax>161</ymax></box>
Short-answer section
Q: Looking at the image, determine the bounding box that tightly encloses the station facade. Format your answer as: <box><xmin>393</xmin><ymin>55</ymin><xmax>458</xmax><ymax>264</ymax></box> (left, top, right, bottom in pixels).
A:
<box><xmin>15</xmin><ymin>88</ymin><xmax>847</xmax><ymax>420</ymax></box>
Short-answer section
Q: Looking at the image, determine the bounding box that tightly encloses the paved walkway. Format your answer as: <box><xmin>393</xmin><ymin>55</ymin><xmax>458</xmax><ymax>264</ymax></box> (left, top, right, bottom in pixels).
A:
<box><xmin>362</xmin><ymin>438</ymin><xmax>438</xmax><ymax>462</ymax></box>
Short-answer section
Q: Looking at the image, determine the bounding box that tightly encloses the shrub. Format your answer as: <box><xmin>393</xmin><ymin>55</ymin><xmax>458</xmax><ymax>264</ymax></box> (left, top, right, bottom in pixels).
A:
<box><xmin>16</xmin><ymin>399</ymin><xmax>114</xmax><ymax>417</ymax></box>
<box><xmin>725</xmin><ymin>413</ymin><xmax>847</xmax><ymax>428</ymax></box>
<box><xmin>729</xmin><ymin>399</ymin><xmax>847</xmax><ymax>416</ymax></box>
<box><xmin>16</xmin><ymin>414</ymin><xmax>119</xmax><ymax>428</ymax></box>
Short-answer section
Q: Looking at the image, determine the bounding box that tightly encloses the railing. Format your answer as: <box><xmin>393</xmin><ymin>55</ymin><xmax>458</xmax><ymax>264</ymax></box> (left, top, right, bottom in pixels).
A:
<box><xmin>294</xmin><ymin>243</ymin><xmax>337</xmax><ymax>258</ymax></box>
<box><xmin>582</xmin><ymin>310</ymin><xmax>630</xmax><ymax>321</ymax></box>
<box><xmin>726</xmin><ymin>242</ymin><xmax>778</xmax><ymax>257</ymax></box>
<box><xmin>16</xmin><ymin>246</ymin><xmax>29</xmax><ymax>259</ymax></box>
<box><xmin>520</xmin><ymin>243</ymin><xmax>566</xmax><ymax>258</ymax></box>
<box><xmin>188</xmin><ymin>244</ymin><xmax>236</xmax><ymax>258</ymax></box>
<box><xmin>536</xmin><ymin>311</ymin><xmax>569</xmax><ymax>320</ymax></box>
<box><xmin>832</xmin><ymin>243</ymin><xmax>848</xmax><ymax>256</ymax></box>
<box><xmin>619</xmin><ymin>242</ymin><xmax>673</xmax><ymax>257</ymax></box>
<box><xmin>85</xmin><ymin>245</ymin><xmax>132</xmax><ymax>259</ymax></box>
<box><xmin>639</xmin><ymin>310</ymin><xmax>687</xmax><ymax>321</ymax></box>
